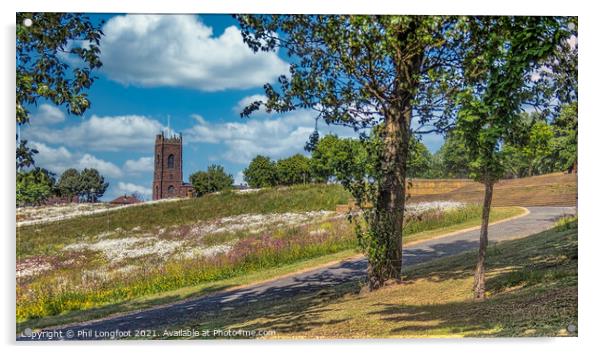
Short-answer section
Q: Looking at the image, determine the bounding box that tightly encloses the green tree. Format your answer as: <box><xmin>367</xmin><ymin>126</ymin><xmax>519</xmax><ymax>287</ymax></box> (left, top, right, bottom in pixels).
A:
<box><xmin>524</xmin><ymin>121</ymin><xmax>554</xmax><ymax>176</ymax></box>
<box><xmin>190</xmin><ymin>165</ymin><xmax>234</xmax><ymax>197</ymax></box>
<box><xmin>407</xmin><ymin>138</ymin><xmax>432</xmax><ymax>178</ymax></box>
<box><xmin>550</xmin><ymin>102</ymin><xmax>578</xmax><ymax>173</ymax></box>
<box><xmin>438</xmin><ymin>132</ymin><xmax>471</xmax><ymax>178</ymax></box>
<box><xmin>501</xmin><ymin>112</ymin><xmax>557</xmax><ymax>178</ymax></box>
<box><xmin>57</xmin><ymin>168</ymin><xmax>81</xmax><ymax>201</ymax></box>
<box><xmin>275</xmin><ymin>154</ymin><xmax>312</xmax><ymax>185</ymax></box>
<box><xmin>533</xmin><ymin>21</ymin><xmax>577</xmax><ymax>172</ymax></box>
<box><xmin>310</xmin><ymin>135</ymin><xmax>367</xmax><ymax>183</ymax></box>
<box><xmin>243</xmin><ymin>155</ymin><xmax>277</xmax><ymax>188</ymax></box>
<box><xmin>426</xmin><ymin>150</ymin><xmax>446</xmax><ymax>179</ymax></box>
<box><xmin>79</xmin><ymin>168</ymin><xmax>108</xmax><ymax>203</ymax></box>
<box><xmin>16</xmin><ymin>13</ymin><xmax>103</xmax><ymax>165</ymax></box>
<box><xmin>455</xmin><ymin>17</ymin><xmax>570</xmax><ymax>299</ymax></box>
<box><xmin>16</xmin><ymin>168</ymin><xmax>55</xmax><ymax>206</ymax></box>
<box><xmin>16</xmin><ymin>139</ymin><xmax>38</xmax><ymax>171</ymax></box>
<box><xmin>237</xmin><ymin>15</ymin><xmax>474</xmax><ymax>288</ymax></box>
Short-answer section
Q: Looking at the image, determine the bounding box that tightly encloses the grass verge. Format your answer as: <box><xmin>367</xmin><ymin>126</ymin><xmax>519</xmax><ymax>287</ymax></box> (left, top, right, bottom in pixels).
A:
<box><xmin>404</xmin><ymin>206</ymin><xmax>526</xmax><ymax>245</ymax></box>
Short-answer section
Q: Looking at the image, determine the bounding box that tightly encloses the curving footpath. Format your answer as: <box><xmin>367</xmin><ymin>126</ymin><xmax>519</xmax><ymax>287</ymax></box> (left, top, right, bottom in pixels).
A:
<box><xmin>20</xmin><ymin>206</ymin><xmax>575</xmax><ymax>340</ymax></box>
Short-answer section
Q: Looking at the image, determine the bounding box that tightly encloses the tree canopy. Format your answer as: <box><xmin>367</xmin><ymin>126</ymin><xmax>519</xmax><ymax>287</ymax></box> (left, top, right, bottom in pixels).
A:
<box><xmin>16</xmin><ymin>168</ymin><xmax>55</xmax><ymax>206</ymax></box>
<box><xmin>243</xmin><ymin>155</ymin><xmax>278</xmax><ymax>188</ymax></box>
<box><xmin>16</xmin><ymin>13</ymin><xmax>103</xmax><ymax>124</ymax></box>
<box><xmin>16</xmin><ymin>13</ymin><xmax>103</xmax><ymax>169</ymax></box>
<box><xmin>190</xmin><ymin>165</ymin><xmax>234</xmax><ymax>196</ymax></box>
<box><xmin>276</xmin><ymin>154</ymin><xmax>312</xmax><ymax>185</ymax></box>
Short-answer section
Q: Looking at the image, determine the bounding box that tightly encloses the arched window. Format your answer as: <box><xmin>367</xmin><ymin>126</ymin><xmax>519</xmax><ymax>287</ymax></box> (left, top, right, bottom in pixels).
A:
<box><xmin>168</xmin><ymin>185</ymin><xmax>175</xmax><ymax>195</ymax></box>
<box><xmin>156</xmin><ymin>154</ymin><xmax>160</xmax><ymax>165</ymax></box>
<box><xmin>167</xmin><ymin>154</ymin><xmax>175</xmax><ymax>169</ymax></box>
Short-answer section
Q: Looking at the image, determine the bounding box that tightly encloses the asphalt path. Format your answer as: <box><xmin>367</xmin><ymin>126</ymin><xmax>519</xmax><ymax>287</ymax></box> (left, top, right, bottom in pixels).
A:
<box><xmin>20</xmin><ymin>206</ymin><xmax>575</xmax><ymax>340</ymax></box>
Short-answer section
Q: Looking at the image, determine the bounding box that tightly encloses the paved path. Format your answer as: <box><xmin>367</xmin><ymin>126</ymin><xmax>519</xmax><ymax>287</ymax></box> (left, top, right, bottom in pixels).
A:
<box><xmin>21</xmin><ymin>206</ymin><xmax>575</xmax><ymax>340</ymax></box>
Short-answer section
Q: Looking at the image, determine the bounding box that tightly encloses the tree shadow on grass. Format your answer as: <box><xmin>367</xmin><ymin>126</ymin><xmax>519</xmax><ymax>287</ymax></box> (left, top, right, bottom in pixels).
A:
<box><xmin>372</xmin><ymin>227</ymin><xmax>578</xmax><ymax>337</ymax></box>
<box><xmin>368</xmin><ymin>283</ymin><xmax>577</xmax><ymax>337</ymax></box>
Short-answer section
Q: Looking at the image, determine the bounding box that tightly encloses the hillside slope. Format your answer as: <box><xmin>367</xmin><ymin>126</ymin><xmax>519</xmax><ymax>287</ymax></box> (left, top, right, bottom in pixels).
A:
<box><xmin>408</xmin><ymin>173</ymin><xmax>577</xmax><ymax>207</ymax></box>
<box><xmin>17</xmin><ymin>184</ymin><xmax>351</xmax><ymax>257</ymax></box>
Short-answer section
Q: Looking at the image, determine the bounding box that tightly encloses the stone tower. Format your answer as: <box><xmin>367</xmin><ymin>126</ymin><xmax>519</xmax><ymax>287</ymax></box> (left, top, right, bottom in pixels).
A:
<box><xmin>152</xmin><ymin>132</ymin><xmax>194</xmax><ymax>200</ymax></box>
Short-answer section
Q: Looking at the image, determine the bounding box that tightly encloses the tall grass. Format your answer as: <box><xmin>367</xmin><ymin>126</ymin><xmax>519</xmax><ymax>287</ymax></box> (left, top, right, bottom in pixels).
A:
<box><xmin>403</xmin><ymin>204</ymin><xmax>483</xmax><ymax>235</ymax></box>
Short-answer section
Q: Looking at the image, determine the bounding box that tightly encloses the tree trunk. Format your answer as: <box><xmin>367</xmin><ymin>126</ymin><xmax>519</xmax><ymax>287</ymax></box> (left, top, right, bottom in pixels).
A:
<box><xmin>368</xmin><ymin>102</ymin><xmax>412</xmax><ymax>289</ymax></box>
<box><xmin>365</xmin><ymin>25</ymin><xmax>424</xmax><ymax>290</ymax></box>
<box><xmin>474</xmin><ymin>179</ymin><xmax>494</xmax><ymax>300</ymax></box>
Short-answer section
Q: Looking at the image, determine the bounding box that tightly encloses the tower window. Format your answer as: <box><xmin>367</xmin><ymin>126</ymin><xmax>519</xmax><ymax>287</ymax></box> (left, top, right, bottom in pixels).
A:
<box><xmin>168</xmin><ymin>185</ymin><xmax>175</xmax><ymax>195</ymax></box>
<box><xmin>167</xmin><ymin>154</ymin><xmax>175</xmax><ymax>169</ymax></box>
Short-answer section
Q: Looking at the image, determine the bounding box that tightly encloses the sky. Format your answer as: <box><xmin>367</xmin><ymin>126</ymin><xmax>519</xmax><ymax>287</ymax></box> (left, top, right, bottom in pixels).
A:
<box><xmin>19</xmin><ymin>14</ymin><xmax>445</xmax><ymax>201</ymax></box>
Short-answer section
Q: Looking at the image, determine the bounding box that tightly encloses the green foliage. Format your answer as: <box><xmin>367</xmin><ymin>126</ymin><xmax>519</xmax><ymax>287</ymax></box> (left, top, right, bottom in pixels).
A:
<box><xmin>16</xmin><ymin>168</ymin><xmax>55</xmax><ymax>206</ymax></box>
<box><xmin>190</xmin><ymin>165</ymin><xmax>234</xmax><ymax>197</ymax></box>
<box><xmin>310</xmin><ymin>134</ymin><xmax>368</xmax><ymax>183</ymax></box>
<box><xmin>275</xmin><ymin>154</ymin><xmax>311</xmax><ymax>185</ymax></box>
<box><xmin>554</xmin><ymin>216</ymin><xmax>578</xmax><ymax>231</ymax></box>
<box><xmin>79</xmin><ymin>168</ymin><xmax>109</xmax><ymax>203</ymax></box>
<box><xmin>236</xmin><ymin>15</ymin><xmax>573</xmax><ymax>288</ymax></box>
<box><xmin>436</xmin><ymin>132</ymin><xmax>471</xmax><ymax>178</ymax></box>
<box><xmin>16</xmin><ymin>13</ymin><xmax>103</xmax><ymax>124</ymax></box>
<box><xmin>456</xmin><ymin>17</ymin><xmax>570</xmax><ymax>185</ymax></box>
<box><xmin>236</xmin><ymin>15</ymin><xmax>464</xmax><ymax>130</ymax></box>
<box><xmin>407</xmin><ymin>138</ymin><xmax>432</xmax><ymax>178</ymax></box>
<box><xmin>56</xmin><ymin>168</ymin><xmax>81</xmax><ymax>200</ymax></box>
<box><xmin>503</xmin><ymin>119</ymin><xmax>554</xmax><ymax>178</ymax></box>
<box><xmin>550</xmin><ymin>102</ymin><xmax>578</xmax><ymax>172</ymax></box>
<box><xmin>56</xmin><ymin>168</ymin><xmax>108</xmax><ymax>202</ymax></box>
<box><xmin>243</xmin><ymin>155</ymin><xmax>277</xmax><ymax>188</ymax></box>
<box><xmin>16</xmin><ymin>13</ymin><xmax>103</xmax><ymax>168</ymax></box>
<box><xmin>16</xmin><ymin>139</ymin><xmax>38</xmax><ymax>171</ymax></box>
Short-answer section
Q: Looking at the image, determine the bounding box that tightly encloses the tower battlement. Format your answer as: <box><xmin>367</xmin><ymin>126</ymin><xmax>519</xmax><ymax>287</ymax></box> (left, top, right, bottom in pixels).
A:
<box><xmin>155</xmin><ymin>132</ymin><xmax>183</xmax><ymax>144</ymax></box>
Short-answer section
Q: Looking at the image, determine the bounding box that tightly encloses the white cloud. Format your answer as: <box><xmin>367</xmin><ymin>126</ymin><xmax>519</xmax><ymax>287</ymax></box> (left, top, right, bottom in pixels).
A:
<box><xmin>124</xmin><ymin>156</ymin><xmax>154</xmax><ymax>174</ymax></box>
<box><xmin>23</xmin><ymin>114</ymin><xmax>164</xmax><ymax>152</ymax></box>
<box><xmin>185</xmin><ymin>110</ymin><xmax>358</xmax><ymax>164</ymax></box>
<box><xmin>78</xmin><ymin>154</ymin><xmax>123</xmax><ymax>178</ymax></box>
<box><xmin>29</xmin><ymin>104</ymin><xmax>65</xmax><ymax>125</ymax></box>
<box><xmin>100</xmin><ymin>15</ymin><xmax>289</xmax><ymax>91</ymax></box>
<box><xmin>29</xmin><ymin>141</ymin><xmax>123</xmax><ymax>178</ymax></box>
<box><xmin>116</xmin><ymin>182</ymin><xmax>152</xmax><ymax>197</ymax></box>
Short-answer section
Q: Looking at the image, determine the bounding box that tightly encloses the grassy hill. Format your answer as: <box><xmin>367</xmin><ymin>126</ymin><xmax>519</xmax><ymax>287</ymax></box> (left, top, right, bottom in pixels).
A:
<box><xmin>17</xmin><ymin>184</ymin><xmax>351</xmax><ymax>258</ymax></box>
<box><xmin>16</xmin><ymin>183</ymin><xmax>524</xmax><ymax>327</ymax></box>
<box><xmin>408</xmin><ymin>173</ymin><xmax>577</xmax><ymax>207</ymax></box>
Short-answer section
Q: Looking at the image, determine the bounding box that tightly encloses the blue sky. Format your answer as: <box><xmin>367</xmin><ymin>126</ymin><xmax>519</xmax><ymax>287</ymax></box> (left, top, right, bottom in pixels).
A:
<box><xmin>20</xmin><ymin>14</ymin><xmax>444</xmax><ymax>201</ymax></box>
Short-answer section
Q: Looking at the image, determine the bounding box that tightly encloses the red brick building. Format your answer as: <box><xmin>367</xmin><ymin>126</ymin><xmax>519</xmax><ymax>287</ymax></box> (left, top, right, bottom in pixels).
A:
<box><xmin>152</xmin><ymin>132</ymin><xmax>194</xmax><ymax>200</ymax></box>
<box><xmin>110</xmin><ymin>194</ymin><xmax>142</xmax><ymax>205</ymax></box>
